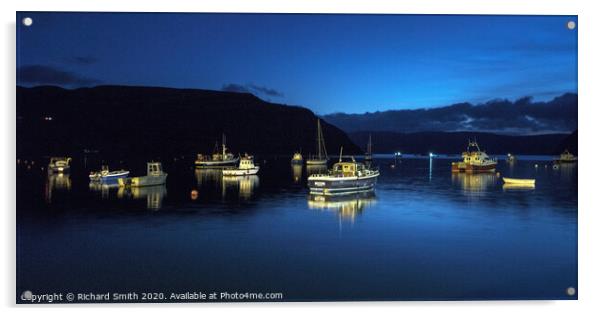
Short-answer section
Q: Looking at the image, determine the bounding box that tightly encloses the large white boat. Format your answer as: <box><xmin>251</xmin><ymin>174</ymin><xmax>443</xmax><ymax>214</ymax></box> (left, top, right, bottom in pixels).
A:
<box><xmin>451</xmin><ymin>140</ymin><xmax>497</xmax><ymax>173</ymax></box>
<box><xmin>89</xmin><ymin>165</ymin><xmax>130</xmax><ymax>181</ymax></box>
<box><xmin>195</xmin><ymin>134</ymin><xmax>239</xmax><ymax>167</ymax></box>
<box><xmin>118</xmin><ymin>162</ymin><xmax>167</xmax><ymax>187</ymax></box>
<box><xmin>306</xmin><ymin>119</ymin><xmax>328</xmax><ymax>165</ymax></box>
<box><xmin>222</xmin><ymin>154</ymin><xmax>260</xmax><ymax>176</ymax></box>
<box><xmin>308</xmin><ymin>149</ymin><xmax>380</xmax><ymax>196</ymax></box>
<box><xmin>48</xmin><ymin>157</ymin><xmax>71</xmax><ymax>173</ymax></box>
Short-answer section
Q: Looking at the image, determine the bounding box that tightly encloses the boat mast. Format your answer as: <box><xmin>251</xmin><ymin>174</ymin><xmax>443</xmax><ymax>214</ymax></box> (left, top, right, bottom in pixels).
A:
<box><xmin>339</xmin><ymin>146</ymin><xmax>343</xmax><ymax>162</ymax></box>
<box><xmin>367</xmin><ymin>134</ymin><xmax>372</xmax><ymax>154</ymax></box>
<box><xmin>316</xmin><ymin>119</ymin><xmax>328</xmax><ymax>160</ymax></box>
<box><xmin>222</xmin><ymin>133</ymin><xmax>226</xmax><ymax>157</ymax></box>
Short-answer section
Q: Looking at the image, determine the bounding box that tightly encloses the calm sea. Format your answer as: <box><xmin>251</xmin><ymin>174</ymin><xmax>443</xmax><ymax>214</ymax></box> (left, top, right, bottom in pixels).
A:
<box><xmin>16</xmin><ymin>155</ymin><xmax>577</xmax><ymax>301</ymax></box>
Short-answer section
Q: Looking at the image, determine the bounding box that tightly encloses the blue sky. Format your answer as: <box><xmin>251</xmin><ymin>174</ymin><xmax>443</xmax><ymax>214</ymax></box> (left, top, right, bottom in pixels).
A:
<box><xmin>17</xmin><ymin>13</ymin><xmax>577</xmax><ymax>114</ymax></box>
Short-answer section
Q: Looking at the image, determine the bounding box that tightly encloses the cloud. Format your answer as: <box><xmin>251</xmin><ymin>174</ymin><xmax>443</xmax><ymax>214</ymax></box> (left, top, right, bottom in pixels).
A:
<box><xmin>222</xmin><ymin>83</ymin><xmax>284</xmax><ymax>97</ymax></box>
<box><xmin>221</xmin><ymin>83</ymin><xmax>249</xmax><ymax>93</ymax></box>
<box><xmin>64</xmin><ymin>56</ymin><xmax>99</xmax><ymax>65</ymax></box>
<box><xmin>323</xmin><ymin>93</ymin><xmax>577</xmax><ymax>135</ymax></box>
<box><xmin>247</xmin><ymin>84</ymin><xmax>284</xmax><ymax>97</ymax></box>
<box><xmin>17</xmin><ymin>65</ymin><xmax>101</xmax><ymax>86</ymax></box>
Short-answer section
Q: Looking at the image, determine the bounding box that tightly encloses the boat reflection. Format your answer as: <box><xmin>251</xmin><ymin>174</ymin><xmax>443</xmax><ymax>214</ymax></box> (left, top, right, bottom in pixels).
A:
<box><xmin>44</xmin><ymin>173</ymin><xmax>72</xmax><ymax>203</ymax></box>
<box><xmin>291</xmin><ymin>164</ymin><xmax>303</xmax><ymax>183</ymax></box>
<box><xmin>118</xmin><ymin>185</ymin><xmax>167</xmax><ymax>210</ymax></box>
<box><xmin>89</xmin><ymin>181</ymin><xmax>120</xmax><ymax>199</ymax></box>
<box><xmin>195</xmin><ymin>168</ymin><xmax>223</xmax><ymax>188</ymax></box>
<box><xmin>451</xmin><ymin>173</ymin><xmax>498</xmax><ymax>197</ymax></box>
<box><xmin>502</xmin><ymin>183</ymin><xmax>535</xmax><ymax>191</ymax></box>
<box><xmin>307</xmin><ymin>192</ymin><xmax>376</xmax><ymax>222</ymax></box>
<box><xmin>222</xmin><ymin>175</ymin><xmax>259</xmax><ymax>199</ymax></box>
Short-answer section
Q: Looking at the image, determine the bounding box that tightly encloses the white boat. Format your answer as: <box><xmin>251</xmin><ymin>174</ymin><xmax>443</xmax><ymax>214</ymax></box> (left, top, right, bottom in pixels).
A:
<box><xmin>118</xmin><ymin>162</ymin><xmax>168</xmax><ymax>187</ymax></box>
<box><xmin>195</xmin><ymin>134</ymin><xmax>239</xmax><ymax>167</ymax></box>
<box><xmin>48</xmin><ymin>157</ymin><xmax>71</xmax><ymax>173</ymax></box>
<box><xmin>306</xmin><ymin>119</ymin><xmax>328</xmax><ymax>165</ymax></box>
<box><xmin>222</xmin><ymin>155</ymin><xmax>260</xmax><ymax>176</ymax></box>
<box><xmin>308</xmin><ymin>148</ymin><xmax>380</xmax><ymax>196</ymax></box>
<box><xmin>89</xmin><ymin>165</ymin><xmax>130</xmax><ymax>181</ymax></box>
<box><xmin>502</xmin><ymin>177</ymin><xmax>535</xmax><ymax>186</ymax></box>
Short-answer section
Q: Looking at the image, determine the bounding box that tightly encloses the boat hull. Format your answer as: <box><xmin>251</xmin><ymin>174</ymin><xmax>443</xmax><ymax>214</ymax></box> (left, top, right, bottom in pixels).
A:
<box><xmin>291</xmin><ymin>159</ymin><xmax>304</xmax><ymax>165</ymax></box>
<box><xmin>452</xmin><ymin>162</ymin><xmax>496</xmax><ymax>173</ymax></box>
<box><xmin>306</xmin><ymin>159</ymin><xmax>328</xmax><ymax>165</ymax></box>
<box><xmin>502</xmin><ymin>177</ymin><xmax>535</xmax><ymax>185</ymax></box>
<box><xmin>222</xmin><ymin>167</ymin><xmax>260</xmax><ymax>176</ymax></box>
<box><xmin>195</xmin><ymin>157</ymin><xmax>239</xmax><ymax>168</ymax></box>
<box><xmin>89</xmin><ymin>171</ymin><xmax>130</xmax><ymax>181</ymax></box>
<box><xmin>49</xmin><ymin>166</ymin><xmax>70</xmax><ymax>173</ymax></box>
<box><xmin>118</xmin><ymin>174</ymin><xmax>168</xmax><ymax>187</ymax></box>
<box><xmin>308</xmin><ymin>173</ymin><xmax>379</xmax><ymax>196</ymax></box>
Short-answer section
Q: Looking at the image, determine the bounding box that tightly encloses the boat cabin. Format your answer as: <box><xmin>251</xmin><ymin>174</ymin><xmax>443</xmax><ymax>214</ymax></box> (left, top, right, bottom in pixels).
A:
<box><xmin>332</xmin><ymin>162</ymin><xmax>366</xmax><ymax>177</ymax></box>
<box><xmin>147</xmin><ymin>162</ymin><xmax>164</xmax><ymax>176</ymax></box>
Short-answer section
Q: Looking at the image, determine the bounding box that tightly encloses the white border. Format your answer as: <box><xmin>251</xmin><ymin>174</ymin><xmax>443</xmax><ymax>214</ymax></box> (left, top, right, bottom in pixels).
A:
<box><xmin>3</xmin><ymin>0</ymin><xmax>601</xmax><ymax>315</ymax></box>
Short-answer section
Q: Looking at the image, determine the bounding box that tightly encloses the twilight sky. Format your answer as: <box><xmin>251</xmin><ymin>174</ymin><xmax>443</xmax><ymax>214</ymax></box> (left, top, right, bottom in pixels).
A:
<box><xmin>17</xmin><ymin>13</ymin><xmax>577</xmax><ymax>114</ymax></box>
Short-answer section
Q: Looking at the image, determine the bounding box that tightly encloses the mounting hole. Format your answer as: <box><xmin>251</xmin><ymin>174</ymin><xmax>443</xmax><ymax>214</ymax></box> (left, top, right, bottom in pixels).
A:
<box><xmin>22</xmin><ymin>17</ymin><xmax>33</xmax><ymax>27</ymax></box>
<box><xmin>566</xmin><ymin>286</ymin><xmax>576</xmax><ymax>296</ymax></box>
<box><xmin>567</xmin><ymin>20</ymin><xmax>576</xmax><ymax>30</ymax></box>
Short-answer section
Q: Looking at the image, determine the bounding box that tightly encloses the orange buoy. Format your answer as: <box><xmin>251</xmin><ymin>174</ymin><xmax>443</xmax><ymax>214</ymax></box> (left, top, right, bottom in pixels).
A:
<box><xmin>190</xmin><ymin>189</ymin><xmax>198</xmax><ymax>200</ymax></box>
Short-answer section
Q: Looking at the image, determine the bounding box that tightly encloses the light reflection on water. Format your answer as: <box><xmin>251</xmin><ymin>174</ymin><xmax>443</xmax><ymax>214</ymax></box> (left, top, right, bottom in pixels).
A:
<box><xmin>18</xmin><ymin>156</ymin><xmax>577</xmax><ymax>300</ymax></box>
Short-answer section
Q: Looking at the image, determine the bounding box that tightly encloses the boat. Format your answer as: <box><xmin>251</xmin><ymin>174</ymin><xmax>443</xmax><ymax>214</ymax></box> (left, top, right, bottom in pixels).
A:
<box><xmin>291</xmin><ymin>152</ymin><xmax>304</xmax><ymax>165</ymax></box>
<box><xmin>502</xmin><ymin>177</ymin><xmax>535</xmax><ymax>186</ymax></box>
<box><xmin>222</xmin><ymin>154</ymin><xmax>260</xmax><ymax>176</ymax></box>
<box><xmin>195</xmin><ymin>134</ymin><xmax>239</xmax><ymax>167</ymax></box>
<box><xmin>555</xmin><ymin>149</ymin><xmax>577</xmax><ymax>163</ymax></box>
<box><xmin>308</xmin><ymin>147</ymin><xmax>380</xmax><ymax>196</ymax></box>
<box><xmin>306</xmin><ymin>119</ymin><xmax>328</xmax><ymax>165</ymax></box>
<box><xmin>48</xmin><ymin>157</ymin><xmax>71</xmax><ymax>173</ymax></box>
<box><xmin>364</xmin><ymin>134</ymin><xmax>373</xmax><ymax>163</ymax></box>
<box><xmin>89</xmin><ymin>165</ymin><xmax>130</xmax><ymax>181</ymax></box>
<box><xmin>118</xmin><ymin>162</ymin><xmax>168</xmax><ymax>187</ymax></box>
<box><xmin>451</xmin><ymin>140</ymin><xmax>497</xmax><ymax>173</ymax></box>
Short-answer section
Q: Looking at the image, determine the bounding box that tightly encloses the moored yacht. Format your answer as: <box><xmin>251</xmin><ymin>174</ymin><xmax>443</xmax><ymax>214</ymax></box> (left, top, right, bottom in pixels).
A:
<box><xmin>195</xmin><ymin>134</ymin><xmax>239</xmax><ymax>167</ymax></box>
<box><xmin>451</xmin><ymin>140</ymin><xmax>497</xmax><ymax>173</ymax></box>
<box><xmin>118</xmin><ymin>162</ymin><xmax>167</xmax><ymax>187</ymax></box>
<box><xmin>89</xmin><ymin>165</ymin><xmax>130</xmax><ymax>181</ymax></box>
<box><xmin>291</xmin><ymin>152</ymin><xmax>304</xmax><ymax>165</ymax></box>
<box><xmin>48</xmin><ymin>157</ymin><xmax>72</xmax><ymax>173</ymax></box>
<box><xmin>306</xmin><ymin>119</ymin><xmax>328</xmax><ymax>165</ymax></box>
<box><xmin>222</xmin><ymin>154</ymin><xmax>260</xmax><ymax>176</ymax></box>
<box><xmin>308</xmin><ymin>148</ymin><xmax>380</xmax><ymax>196</ymax></box>
<box><xmin>556</xmin><ymin>149</ymin><xmax>577</xmax><ymax>163</ymax></box>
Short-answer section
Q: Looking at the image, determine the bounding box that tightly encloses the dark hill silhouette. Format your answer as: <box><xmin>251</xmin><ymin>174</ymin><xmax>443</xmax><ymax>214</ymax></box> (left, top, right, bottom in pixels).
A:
<box><xmin>349</xmin><ymin>131</ymin><xmax>575</xmax><ymax>155</ymax></box>
<box><xmin>16</xmin><ymin>85</ymin><xmax>360</xmax><ymax>160</ymax></box>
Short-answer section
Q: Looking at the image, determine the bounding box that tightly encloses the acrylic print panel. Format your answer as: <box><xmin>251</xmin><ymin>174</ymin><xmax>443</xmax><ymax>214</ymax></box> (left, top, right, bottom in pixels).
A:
<box><xmin>16</xmin><ymin>12</ymin><xmax>578</xmax><ymax>303</ymax></box>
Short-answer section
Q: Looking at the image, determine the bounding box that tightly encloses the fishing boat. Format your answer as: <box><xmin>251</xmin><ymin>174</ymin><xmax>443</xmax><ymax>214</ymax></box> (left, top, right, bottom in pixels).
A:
<box><xmin>308</xmin><ymin>148</ymin><xmax>380</xmax><ymax>196</ymax></box>
<box><xmin>48</xmin><ymin>157</ymin><xmax>71</xmax><ymax>173</ymax></box>
<box><xmin>222</xmin><ymin>154</ymin><xmax>260</xmax><ymax>176</ymax></box>
<box><xmin>291</xmin><ymin>152</ymin><xmax>304</xmax><ymax>165</ymax></box>
<box><xmin>306</xmin><ymin>119</ymin><xmax>328</xmax><ymax>165</ymax></box>
<box><xmin>555</xmin><ymin>149</ymin><xmax>577</xmax><ymax>163</ymax></box>
<box><xmin>451</xmin><ymin>140</ymin><xmax>497</xmax><ymax>173</ymax></box>
<box><xmin>118</xmin><ymin>162</ymin><xmax>168</xmax><ymax>187</ymax></box>
<box><xmin>503</xmin><ymin>177</ymin><xmax>536</xmax><ymax>186</ymax></box>
<box><xmin>195</xmin><ymin>134</ymin><xmax>239</xmax><ymax>167</ymax></box>
<box><xmin>365</xmin><ymin>134</ymin><xmax>373</xmax><ymax>163</ymax></box>
<box><xmin>89</xmin><ymin>165</ymin><xmax>130</xmax><ymax>181</ymax></box>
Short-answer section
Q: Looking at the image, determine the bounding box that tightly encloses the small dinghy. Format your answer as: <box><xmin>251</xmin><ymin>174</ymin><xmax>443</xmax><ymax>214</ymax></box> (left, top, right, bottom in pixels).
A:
<box><xmin>502</xmin><ymin>177</ymin><xmax>535</xmax><ymax>186</ymax></box>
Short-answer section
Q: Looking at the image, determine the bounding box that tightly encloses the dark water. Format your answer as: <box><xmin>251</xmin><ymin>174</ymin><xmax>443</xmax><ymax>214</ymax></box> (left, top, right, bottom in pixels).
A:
<box><xmin>16</xmin><ymin>155</ymin><xmax>577</xmax><ymax>301</ymax></box>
